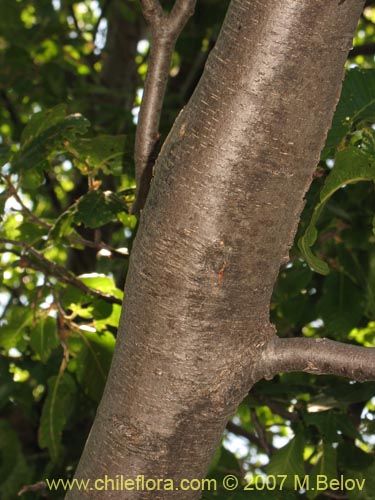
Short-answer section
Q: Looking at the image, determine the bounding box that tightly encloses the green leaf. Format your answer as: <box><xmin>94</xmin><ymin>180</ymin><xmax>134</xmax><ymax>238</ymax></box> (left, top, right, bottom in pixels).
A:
<box><xmin>305</xmin><ymin>410</ymin><xmax>360</xmax><ymax>442</ymax></box>
<box><xmin>307</xmin><ymin>442</ymin><xmax>337</xmax><ymax>500</ymax></box>
<box><xmin>21</xmin><ymin>103</ymin><xmax>67</xmax><ymax>144</ymax></box>
<box><xmin>49</xmin><ymin>206</ymin><xmax>77</xmax><ymax>239</ymax></box>
<box><xmin>317</xmin><ymin>273</ymin><xmax>363</xmax><ymax>338</ymax></box>
<box><xmin>13</xmin><ymin>104</ymin><xmax>90</xmax><ymax>172</ymax></box>
<box><xmin>39</xmin><ymin>373</ymin><xmax>77</xmax><ymax>462</ymax></box>
<box><xmin>78</xmin><ymin>273</ymin><xmax>122</xmax><ymax>298</ymax></box>
<box><xmin>74</xmin><ymin>330</ymin><xmax>115</xmax><ymax>402</ymax></box>
<box><xmin>323</xmin><ymin>69</ymin><xmax>375</xmax><ymax>159</ymax></box>
<box><xmin>266</xmin><ymin>433</ymin><xmax>305</xmax><ymax>489</ymax></box>
<box><xmin>338</xmin><ymin>446</ymin><xmax>375</xmax><ymax>500</ymax></box>
<box><xmin>0</xmin><ymin>144</ymin><xmax>11</xmax><ymax>165</ymax></box>
<box><xmin>74</xmin><ymin>190</ymin><xmax>128</xmax><ymax>228</ymax></box>
<box><xmin>0</xmin><ymin>421</ymin><xmax>32</xmax><ymax>500</ymax></box>
<box><xmin>0</xmin><ymin>307</ymin><xmax>33</xmax><ymax>350</ymax></box>
<box><xmin>30</xmin><ymin>316</ymin><xmax>59</xmax><ymax>363</ymax></box>
<box><xmin>68</xmin><ymin>135</ymin><xmax>128</xmax><ymax>176</ymax></box>
<box><xmin>299</xmin><ymin>148</ymin><xmax>375</xmax><ymax>274</ymax></box>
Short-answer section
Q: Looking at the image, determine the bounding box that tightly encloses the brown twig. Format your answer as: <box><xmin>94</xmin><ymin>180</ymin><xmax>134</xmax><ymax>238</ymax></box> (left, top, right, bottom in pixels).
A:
<box><xmin>132</xmin><ymin>0</ymin><xmax>196</xmax><ymax>215</ymax></box>
<box><xmin>250</xmin><ymin>408</ymin><xmax>272</xmax><ymax>456</ymax></box>
<box><xmin>92</xmin><ymin>0</ymin><xmax>112</xmax><ymax>41</ymax></box>
<box><xmin>0</xmin><ymin>237</ymin><xmax>122</xmax><ymax>305</ymax></box>
<box><xmin>255</xmin><ymin>395</ymin><xmax>299</xmax><ymax>422</ymax></box>
<box><xmin>226</xmin><ymin>421</ymin><xmax>273</xmax><ymax>455</ymax></box>
<box><xmin>18</xmin><ymin>481</ymin><xmax>48</xmax><ymax>497</ymax></box>
<box><xmin>349</xmin><ymin>43</ymin><xmax>375</xmax><ymax>58</ymax></box>
<box><xmin>1</xmin><ymin>174</ymin><xmax>128</xmax><ymax>258</ymax></box>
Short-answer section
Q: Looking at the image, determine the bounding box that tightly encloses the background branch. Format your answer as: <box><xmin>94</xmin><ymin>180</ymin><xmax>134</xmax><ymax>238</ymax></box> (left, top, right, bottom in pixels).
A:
<box><xmin>260</xmin><ymin>336</ymin><xmax>375</xmax><ymax>382</ymax></box>
<box><xmin>0</xmin><ymin>237</ymin><xmax>122</xmax><ymax>305</ymax></box>
<box><xmin>132</xmin><ymin>0</ymin><xmax>196</xmax><ymax>214</ymax></box>
<box><xmin>349</xmin><ymin>43</ymin><xmax>375</xmax><ymax>57</ymax></box>
<box><xmin>225</xmin><ymin>421</ymin><xmax>272</xmax><ymax>454</ymax></box>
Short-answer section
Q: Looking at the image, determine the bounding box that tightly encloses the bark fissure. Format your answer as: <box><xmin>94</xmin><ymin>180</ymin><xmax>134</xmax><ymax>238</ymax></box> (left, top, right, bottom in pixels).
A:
<box><xmin>68</xmin><ymin>1</ymin><xmax>367</xmax><ymax>498</ymax></box>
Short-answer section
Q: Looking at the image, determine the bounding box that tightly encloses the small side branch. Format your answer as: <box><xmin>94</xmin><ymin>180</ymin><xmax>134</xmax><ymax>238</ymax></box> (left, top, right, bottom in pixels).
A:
<box><xmin>259</xmin><ymin>336</ymin><xmax>375</xmax><ymax>382</ymax></box>
<box><xmin>133</xmin><ymin>0</ymin><xmax>196</xmax><ymax>214</ymax></box>
<box><xmin>0</xmin><ymin>237</ymin><xmax>122</xmax><ymax>305</ymax></box>
<box><xmin>349</xmin><ymin>43</ymin><xmax>375</xmax><ymax>58</ymax></box>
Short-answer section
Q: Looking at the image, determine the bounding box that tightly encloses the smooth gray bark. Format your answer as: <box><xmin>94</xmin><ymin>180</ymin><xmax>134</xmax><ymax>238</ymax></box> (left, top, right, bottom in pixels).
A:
<box><xmin>67</xmin><ymin>1</ymin><xmax>368</xmax><ymax>498</ymax></box>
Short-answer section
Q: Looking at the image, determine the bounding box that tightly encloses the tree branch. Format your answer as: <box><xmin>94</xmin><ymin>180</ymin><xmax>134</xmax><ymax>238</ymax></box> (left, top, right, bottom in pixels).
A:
<box><xmin>92</xmin><ymin>0</ymin><xmax>112</xmax><ymax>41</ymax></box>
<box><xmin>0</xmin><ymin>90</ymin><xmax>22</xmax><ymax>136</ymax></box>
<box><xmin>225</xmin><ymin>421</ymin><xmax>272</xmax><ymax>454</ymax></box>
<box><xmin>260</xmin><ymin>336</ymin><xmax>375</xmax><ymax>382</ymax></box>
<box><xmin>254</xmin><ymin>395</ymin><xmax>299</xmax><ymax>422</ymax></box>
<box><xmin>250</xmin><ymin>408</ymin><xmax>272</xmax><ymax>456</ymax></box>
<box><xmin>132</xmin><ymin>0</ymin><xmax>196</xmax><ymax>215</ymax></box>
<box><xmin>1</xmin><ymin>174</ymin><xmax>128</xmax><ymax>258</ymax></box>
<box><xmin>349</xmin><ymin>43</ymin><xmax>375</xmax><ymax>57</ymax></box>
<box><xmin>0</xmin><ymin>238</ymin><xmax>122</xmax><ymax>305</ymax></box>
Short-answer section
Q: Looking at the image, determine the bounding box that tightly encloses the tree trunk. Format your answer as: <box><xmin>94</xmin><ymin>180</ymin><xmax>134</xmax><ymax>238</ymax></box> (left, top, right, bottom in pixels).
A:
<box><xmin>67</xmin><ymin>0</ymin><xmax>365</xmax><ymax>498</ymax></box>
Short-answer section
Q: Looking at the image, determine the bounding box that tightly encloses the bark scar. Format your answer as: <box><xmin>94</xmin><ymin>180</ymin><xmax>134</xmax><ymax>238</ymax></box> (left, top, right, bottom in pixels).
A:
<box><xmin>217</xmin><ymin>260</ymin><xmax>228</xmax><ymax>284</ymax></box>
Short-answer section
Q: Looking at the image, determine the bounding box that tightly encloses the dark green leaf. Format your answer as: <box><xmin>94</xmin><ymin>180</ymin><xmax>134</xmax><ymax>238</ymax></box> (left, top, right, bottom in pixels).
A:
<box><xmin>266</xmin><ymin>433</ymin><xmax>305</xmax><ymax>489</ymax></box>
<box><xmin>74</xmin><ymin>330</ymin><xmax>115</xmax><ymax>402</ymax></box>
<box><xmin>39</xmin><ymin>373</ymin><xmax>77</xmax><ymax>462</ymax></box>
<box><xmin>0</xmin><ymin>307</ymin><xmax>33</xmax><ymax>350</ymax></box>
<box><xmin>323</xmin><ymin>69</ymin><xmax>375</xmax><ymax>158</ymax></box>
<box><xmin>299</xmin><ymin>148</ymin><xmax>375</xmax><ymax>274</ymax></box>
<box><xmin>30</xmin><ymin>316</ymin><xmax>59</xmax><ymax>363</ymax></box>
<box><xmin>0</xmin><ymin>421</ymin><xmax>32</xmax><ymax>500</ymax></box>
<box><xmin>13</xmin><ymin>105</ymin><xmax>90</xmax><ymax>172</ymax></box>
<box><xmin>75</xmin><ymin>190</ymin><xmax>127</xmax><ymax>228</ymax></box>
<box><xmin>68</xmin><ymin>135</ymin><xmax>129</xmax><ymax>176</ymax></box>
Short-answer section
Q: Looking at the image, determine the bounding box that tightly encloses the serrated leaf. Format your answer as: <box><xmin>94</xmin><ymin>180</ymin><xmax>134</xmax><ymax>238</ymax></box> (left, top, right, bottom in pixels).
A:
<box><xmin>39</xmin><ymin>373</ymin><xmax>77</xmax><ymax>462</ymax></box>
<box><xmin>323</xmin><ymin>69</ymin><xmax>375</xmax><ymax>159</ymax></box>
<box><xmin>299</xmin><ymin>148</ymin><xmax>375</xmax><ymax>274</ymax></box>
<box><xmin>13</xmin><ymin>105</ymin><xmax>90</xmax><ymax>172</ymax></box>
<box><xmin>30</xmin><ymin>316</ymin><xmax>59</xmax><ymax>363</ymax></box>
<box><xmin>20</xmin><ymin>104</ymin><xmax>67</xmax><ymax>144</ymax></box>
<box><xmin>68</xmin><ymin>135</ymin><xmax>128</xmax><ymax>176</ymax></box>
<box><xmin>74</xmin><ymin>189</ymin><xmax>127</xmax><ymax>228</ymax></box>
<box><xmin>75</xmin><ymin>330</ymin><xmax>115</xmax><ymax>402</ymax></box>
<box><xmin>0</xmin><ymin>421</ymin><xmax>32</xmax><ymax>500</ymax></box>
<box><xmin>266</xmin><ymin>433</ymin><xmax>305</xmax><ymax>489</ymax></box>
